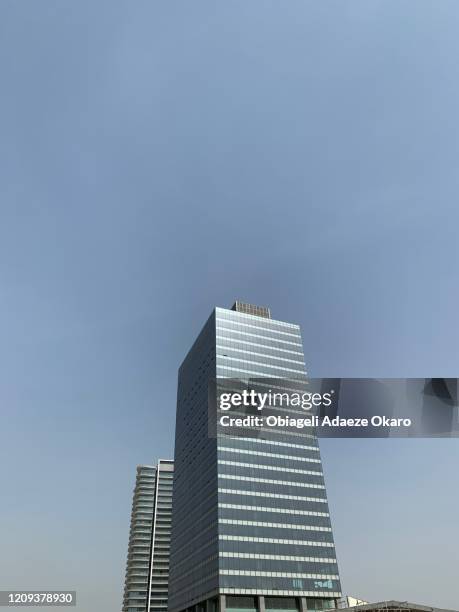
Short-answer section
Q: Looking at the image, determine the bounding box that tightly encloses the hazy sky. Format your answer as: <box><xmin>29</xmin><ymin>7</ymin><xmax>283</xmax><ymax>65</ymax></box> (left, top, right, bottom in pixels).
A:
<box><xmin>1</xmin><ymin>1</ymin><xmax>458</xmax><ymax>610</ymax></box>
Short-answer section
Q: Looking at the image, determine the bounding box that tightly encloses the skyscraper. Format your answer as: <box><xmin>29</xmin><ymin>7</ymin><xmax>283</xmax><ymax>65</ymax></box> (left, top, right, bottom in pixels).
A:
<box><xmin>168</xmin><ymin>302</ymin><xmax>341</xmax><ymax>612</ymax></box>
<box><xmin>122</xmin><ymin>460</ymin><xmax>174</xmax><ymax>612</ymax></box>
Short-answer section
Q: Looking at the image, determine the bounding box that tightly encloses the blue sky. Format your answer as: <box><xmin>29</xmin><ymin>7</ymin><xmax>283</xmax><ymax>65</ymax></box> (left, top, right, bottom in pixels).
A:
<box><xmin>1</xmin><ymin>1</ymin><xmax>458</xmax><ymax>610</ymax></box>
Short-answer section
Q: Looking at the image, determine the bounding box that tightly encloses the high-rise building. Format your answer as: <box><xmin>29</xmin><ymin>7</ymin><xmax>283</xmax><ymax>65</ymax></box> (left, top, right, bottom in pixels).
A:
<box><xmin>122</xmin><ymin>460</ymin><xmax>174</xmax><ymax>612</ymax></box>
<box><xmin>123</xmin><ymin>465</ymin><xmax>155</xmax><ymax>612</ymax></box>
<box><xmin>168</xmin><ymin>302</ymin><xmax>341</xmax><ymax>612</ymax></box>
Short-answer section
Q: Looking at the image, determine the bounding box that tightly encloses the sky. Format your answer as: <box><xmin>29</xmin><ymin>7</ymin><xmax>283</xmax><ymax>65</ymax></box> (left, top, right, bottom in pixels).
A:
<box><xmin>0</xmin><ymin>1</ymin><xmax>459</xmax><ymax>610</ymax></box>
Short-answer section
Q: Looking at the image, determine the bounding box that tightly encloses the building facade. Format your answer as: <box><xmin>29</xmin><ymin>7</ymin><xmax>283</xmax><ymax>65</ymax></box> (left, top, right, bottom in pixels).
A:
<box><xmin>168</xmin><ymin>302</ymin><xmax>341</xmax><ymax>612</ymax></box>
<box><xmin>122</xmin><ymin>460</ymin><xmax>174</xmax><ymax>612</ymax></box>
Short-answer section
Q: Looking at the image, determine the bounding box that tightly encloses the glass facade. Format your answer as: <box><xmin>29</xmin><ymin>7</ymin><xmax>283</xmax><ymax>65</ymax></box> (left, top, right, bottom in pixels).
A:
<box><xmin>168</xmin><ymin>304</ymin><xmax>341</xmax><ymax>612</ymax></box>
<box><xmin>169</xmin><ymin>311</ymin><xmax>219</xmax><ymax>611</ymax></box>
<box><xmin>122</xmin><ymin>461</ymin><xmax>174</xmax><ymax>612</ymax></box>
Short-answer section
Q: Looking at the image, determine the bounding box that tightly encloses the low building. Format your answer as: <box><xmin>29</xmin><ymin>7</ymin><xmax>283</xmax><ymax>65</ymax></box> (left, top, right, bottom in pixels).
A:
<box><xmin>337</xmin><ymin>596</ymin><xmax>369</xmax><ymax>608</ymax></box>
<box><xmin>331</xmin><ymin>601</ymin><xmax>457</xmax><ymax>612</ymax></box>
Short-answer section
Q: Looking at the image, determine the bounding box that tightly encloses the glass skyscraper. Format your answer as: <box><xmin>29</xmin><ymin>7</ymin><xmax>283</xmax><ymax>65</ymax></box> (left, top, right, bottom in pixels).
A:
<box><xmin>122</xmin><ymin>460</ymin><xmax>174</xmax><ymax>612</ymax></box>
<box><xmin>168</xmin><ymin>302</ymin><xmax>341</xmax><ymax>612</ymax></box>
